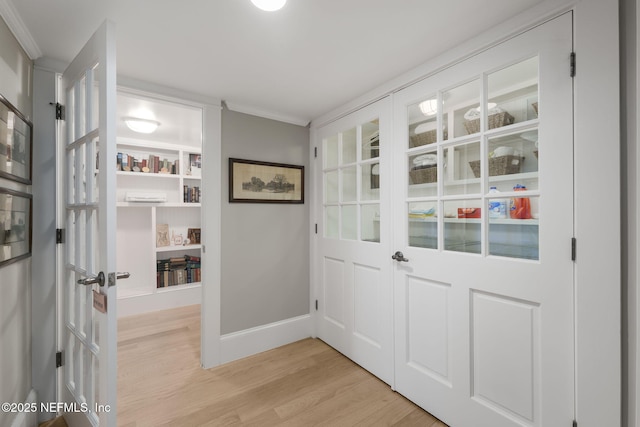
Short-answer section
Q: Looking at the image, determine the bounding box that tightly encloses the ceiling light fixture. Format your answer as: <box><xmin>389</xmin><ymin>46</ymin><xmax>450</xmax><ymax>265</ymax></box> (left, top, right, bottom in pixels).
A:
<box><xmin>419</xmin><ymin>99</ymin><xmax>438</xmax><ymax>116</ymax></box>
<box><xmin>251</xmin><ymin>0</ymin><xmax>287</xmax><ymax>12</ymax></box>
<box><xmin>123</xmin><ymin>117</ymin><xmax>160</xmax><ymax>134</ymax></box>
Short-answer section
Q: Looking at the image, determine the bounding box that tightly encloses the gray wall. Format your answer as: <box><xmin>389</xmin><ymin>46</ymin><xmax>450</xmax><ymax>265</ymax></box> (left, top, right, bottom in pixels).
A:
<box><xmin>31</xmin><ymin>63</ymin><xmax>58</xmax><ymax>422</ymax></box>
<box><xmin>0</xmin><ymin>16</ymin><xmax>33</xmax><ymax>427</ymax></box>
<box><xmin>622</xmin><ymin>0</ymin><xmax>638</xmax><ymax>426</ymax></box>
<box><xmin>221</xmin><ymin>108</ymin><xmax>310</xmax><ymax>334</ymax></box>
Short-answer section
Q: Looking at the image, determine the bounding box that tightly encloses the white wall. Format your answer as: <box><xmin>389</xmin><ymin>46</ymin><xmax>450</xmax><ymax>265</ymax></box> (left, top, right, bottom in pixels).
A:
<box><xmin>0</xmin><ymin>15</ymin><xmax>33</xmax><ymax>427</ymax></box>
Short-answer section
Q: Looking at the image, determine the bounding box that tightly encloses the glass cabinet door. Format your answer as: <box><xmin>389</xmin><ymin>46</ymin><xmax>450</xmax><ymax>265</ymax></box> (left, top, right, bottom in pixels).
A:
<box><xmin>403</xmin><ymin>56</ymin><xmax>541</xmax><ymax>260</ymax></box>
<box><xmin>322</xmin><ymin>120</ymin><xmax>381</xmax><ymax>243</ymax></box>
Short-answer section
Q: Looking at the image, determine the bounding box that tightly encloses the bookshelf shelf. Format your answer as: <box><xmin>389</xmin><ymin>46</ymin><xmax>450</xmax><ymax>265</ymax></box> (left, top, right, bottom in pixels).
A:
<box><xmin>156</xmin><ymin>244</ymin><xmax>202</xmax><ymax>253</ymax></box>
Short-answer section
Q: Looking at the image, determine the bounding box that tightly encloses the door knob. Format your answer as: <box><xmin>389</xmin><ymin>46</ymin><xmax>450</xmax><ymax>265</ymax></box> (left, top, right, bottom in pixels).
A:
<box><xmin>392</xmin><ymin>251</ymin><xmax>409</xmax><ymax>262</ymax></box>
<box><xmin>77</xmin><ymin>271</ymin><xmax>105</xmax><ymax>286</ymax></box>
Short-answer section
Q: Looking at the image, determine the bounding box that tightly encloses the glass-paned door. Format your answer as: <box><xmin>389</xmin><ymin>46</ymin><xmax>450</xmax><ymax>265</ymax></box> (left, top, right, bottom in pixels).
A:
<box><xmin>393</xmin><ymin>12</ymin><xmax>574</xmax><ymax>427</ymax></box>
<box><xmin>58</xmin><ymin>20</ymin><xmax>118</xmax><ymax>427</ymax></box>
<box><xmin>315</xmin><ymin>97</ymin><xmax>393</xmax><ymax>384</ymax></box>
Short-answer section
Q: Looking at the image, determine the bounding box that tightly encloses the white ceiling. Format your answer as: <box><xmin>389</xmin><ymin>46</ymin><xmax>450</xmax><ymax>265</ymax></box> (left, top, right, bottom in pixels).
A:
<box><xmin>6</xmin><ymin>0</ymin><xmax>543</xmax><ymax>125</ymax></box>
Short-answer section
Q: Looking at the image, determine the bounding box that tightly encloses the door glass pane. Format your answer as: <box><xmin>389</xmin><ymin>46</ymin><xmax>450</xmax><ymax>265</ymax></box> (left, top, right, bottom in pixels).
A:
<box><xmin>489</xmin><ymin>195</ymin><xmax>539</xmax><ymax>260</ymax></box>
<box><xmin>444</xmin><ymin>200</ymin><xmax>481</xmax><ymax>254</ymax></box>
<box><xmin>90</xmin><ymin>64</ymin><xmax>100</xmax><ymax>133</ymax></box>
<box><xmin>443</xmin><ymin>141</ymin><xmax>481</xmax><ymax>196</ymax></box>
<box><xmin>488</xmin><ymin>57</ymin><xmax>539</xmax><ymax>127</ymax></box>
<box><xmin>325</xmin><ymin>170</ymin><xmax>338</xmax><ymax>203</ymax></box>
<box><xmin>361</xmin><ymin>204</ymin><xmax>380</xmax><ymax>243</ymax></box>
<box><xmin>444</xmin><ymin>79</ymin><xmax>480</xmax><ymax>138</ymax></box>
<box><xmin>325</xmin><ymin>206</ymin><xmax>339</xmax><ymax>239</ymax></box>
<box><xmin>342</xmin><ymin>205</ymin><xmax>357</xmax><ymax>240</ymax></box>
<box><xmin>408</xmin><ymin>202</ymin><xmax>437</xmax><ymax>249</ymax></box>
<box><xmin>408</xmin><ymin>151</ymin><xmax>437</xmax><ymax>198</ymax></box>
<box><xmin>362</xmin><ymin>162</ymin><xmax>379</xmax><ymax>201</ymax></box>
<box><xmin>342</xmin><ymin>128</ymin><xmax>357</xmax><ymax>164</ymax></box>
<box><xmin>362</xmin><ymin>121</ymin><xmax>379</xmax><ymax>160</ymax></box>
<box><xmin>488</xmin><ymin>131</ymin><xmax>539</xmax><ymax>191</ymax></box>
<box><xmin>342</xmin><ymin>166</ymin><xmax>357</xmax><ymax>202</ymax></box>
<box><xmin>324</xmin><ymin>135</ymin><xmax>338</xmax><ymax>169</ymax></box>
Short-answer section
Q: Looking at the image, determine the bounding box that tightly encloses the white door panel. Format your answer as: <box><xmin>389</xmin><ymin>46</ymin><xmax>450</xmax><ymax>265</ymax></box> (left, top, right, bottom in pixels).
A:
<box><xmin>393</xmin><ymin>12</ymin><xmax>573</xmax><ymax>427</ymax></box>
<box><xmin>58</xmin><ymin>20</ymin><xmax>118</xmax><ymax>427</ymax></box>
<box><xmin>315</xmin><ymin>98</ymin><xmax>393</xmax><ymax>384</ymax></box>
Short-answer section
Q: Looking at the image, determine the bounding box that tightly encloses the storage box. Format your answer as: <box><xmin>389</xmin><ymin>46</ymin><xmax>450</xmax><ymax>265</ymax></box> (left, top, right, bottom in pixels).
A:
<box><xmin>464</xmin><ymin>111</ymin><xmax>514</xmax><ymax>134</ymax></box>
<box><xmin>409</xmin><ymin>166</ymin><xmax>437</xmax><ymax>184</ymax></box>
<box><xmin>458</xmin><ymin>208</ymin><xmax>481</xmax><ymax>219</ymax></box>
<box><xmin>468</xmin><ymin>155</ymin><xmax>524</xmax><ymax>178</ymax></box>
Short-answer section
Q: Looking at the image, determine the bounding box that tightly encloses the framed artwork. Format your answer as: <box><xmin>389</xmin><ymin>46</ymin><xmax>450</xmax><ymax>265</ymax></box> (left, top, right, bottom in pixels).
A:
<box><xmin>0</xmin><ymin>188</ymin><xmax>32</xmax><ymax>268</ymax></box>
<box><xmin>0</xmin><ymin>95</ymin><xmax>32</xmax><ymax>184</ymax></box>
<box><xmin>156</xmin><ymin>223</ymin><xmax>170</xmax><ymax>247</ymax></box>
<box><xmin>229</xmin><ymin>158</ymin><xmax>304</xmax><ymax>204</ymax></box>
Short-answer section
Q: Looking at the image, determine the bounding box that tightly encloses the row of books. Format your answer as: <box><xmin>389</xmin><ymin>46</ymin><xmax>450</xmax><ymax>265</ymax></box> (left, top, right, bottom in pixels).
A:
<box><xmin>156</xmin><ymin>255</ymin><xmax>201</xmax><ymax>288</ymax></box>
<box><xmin>184</xmin><ymin>185</ymin><xmax>201</xmax><ymax>203</ymax></box>
<box><xmin>117</xmin><ymin>152</ymin><xmax>180</xmax><ymax>175</ymax></box>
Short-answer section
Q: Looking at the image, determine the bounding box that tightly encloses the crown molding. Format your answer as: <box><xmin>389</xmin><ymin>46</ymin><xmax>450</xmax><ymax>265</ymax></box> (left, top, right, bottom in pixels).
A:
<box><xmin>0</xmin><ymin>0</ymin><xmax>42</xmax><ymax>59</ymax></box>
<box><xmin>224</xmin><ymin>102</ymin><xmax>310</xmax><ymax>127</ymax></box>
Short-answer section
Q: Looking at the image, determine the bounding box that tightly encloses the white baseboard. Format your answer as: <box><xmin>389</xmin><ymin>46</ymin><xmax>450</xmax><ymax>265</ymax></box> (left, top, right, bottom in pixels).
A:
<box><xmin>10</xmin><ymin>389</ymin><xmax>37</xmax><ymax>427</ymax></box>
<box><xmin>220</xmin><ymin>314</ymin><xmax>312</xmax><ymax>364</ymax></box>
<box><xmin>117</xmin><ymin>285</ymin><xmax>201</xmax><ymax>318</ymax></box>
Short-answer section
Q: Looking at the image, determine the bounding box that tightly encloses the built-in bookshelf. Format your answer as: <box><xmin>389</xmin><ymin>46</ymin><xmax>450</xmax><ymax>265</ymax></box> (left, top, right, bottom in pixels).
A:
<box><xmin>116</xmin><ymin>137</ymin><xmax>203</xmax><ymax>317</ymax></box>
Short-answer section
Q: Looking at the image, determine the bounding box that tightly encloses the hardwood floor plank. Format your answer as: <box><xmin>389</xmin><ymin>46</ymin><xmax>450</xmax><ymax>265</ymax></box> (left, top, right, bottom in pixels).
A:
<box><xmin>118</xmin><ymin>305</ymin><xmax>446</xmax><ymax>427</ymax></box>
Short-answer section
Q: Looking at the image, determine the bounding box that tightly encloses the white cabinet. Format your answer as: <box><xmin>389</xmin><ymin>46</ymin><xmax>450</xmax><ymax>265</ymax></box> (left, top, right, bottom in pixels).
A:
<box><xmin>115</xmin><ymin>90</ymin><xmax>203</xmax><ymax>317</ymax></box>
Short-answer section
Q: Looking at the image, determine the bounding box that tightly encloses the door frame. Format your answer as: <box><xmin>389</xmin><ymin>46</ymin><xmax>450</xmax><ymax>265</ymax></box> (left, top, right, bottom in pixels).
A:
<box><xmin>310</xmin><ymin>1</ymin><xmax>620</xmax><ymax>425</ymax></box>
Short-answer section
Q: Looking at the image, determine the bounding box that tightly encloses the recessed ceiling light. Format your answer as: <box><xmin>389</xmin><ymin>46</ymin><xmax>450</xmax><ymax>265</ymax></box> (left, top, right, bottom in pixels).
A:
<box><xmin>251</xmin><ymin>0</ymin><xmax>287</xmax><ymax>12</ymax></box>
<box><xmin>123</xmin><ymin>117</ymin><xmax>160</xmax><ymax>134</ymax></box>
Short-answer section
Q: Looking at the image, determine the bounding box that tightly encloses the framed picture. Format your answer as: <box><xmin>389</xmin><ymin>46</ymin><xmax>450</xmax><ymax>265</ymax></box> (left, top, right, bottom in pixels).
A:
<box><xmin>187</xmin><ymin>227</ymin><xmax>201</xmax><ymax>244</ymax></box>
<box><xmin>229</xmin><ymin>158</ymin><xmax>304</xmax><ymax>204</ymax></box>
<box><xmin>156</xmin><ymin>223</ymin><xmax>170</xmax><ymax>247</ymax></box>
<box><xmin>0</xmin><ymin>188</ymin><xmax>32</xmax><ymax>268</ymax></box>
<box><xmin>0</xmin><ymin>94</ymin><xmax>32</xmax><ymax>184</ymax></box>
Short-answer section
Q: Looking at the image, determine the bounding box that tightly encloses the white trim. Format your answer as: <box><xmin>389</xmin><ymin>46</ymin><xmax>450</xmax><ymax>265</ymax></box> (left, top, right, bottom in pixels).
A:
<box><xmin>635</xmin><ymin>2</ymin><xmax>640</xmax><ymax>425</ymax></box>
<box><xmin>224</xmin><ymin>101</ymin><xmax>310</xmax><ymax>127</ymax></box>
<box><xmin>0</xmin><ymin>0</ymin><xmax>41</xmax><ymax>59</ymax></box>
<box><xmin>9</xmin><ymin>389</ymin><xmax>37</xmax><ymax>427</ymax></box>
<box><xmin>116</xmin><ymin>286</ymin><xmax>202</xmax><ymax>318</ymax></box>
<box><xmin>219</xmin><ymin>315</ymin><xmax>312</xmax><ymax>364</ymax></box>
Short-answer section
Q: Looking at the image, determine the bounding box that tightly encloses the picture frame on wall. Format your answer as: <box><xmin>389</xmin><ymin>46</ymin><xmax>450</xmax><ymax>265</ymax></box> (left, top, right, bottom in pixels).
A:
<box><xmin>0</xmin><ymin>187</ymin><xmax>32</xmax><ymax>268</ymax></box>
<box><xmin>0</xmin><ymin>94</ymin><xmax>33</xmax><ymax>185</ymax></box>
<box><xmin>229</xmin><ymin>158</ymin><xmax>304</xmax><ymax>204</ymax></box>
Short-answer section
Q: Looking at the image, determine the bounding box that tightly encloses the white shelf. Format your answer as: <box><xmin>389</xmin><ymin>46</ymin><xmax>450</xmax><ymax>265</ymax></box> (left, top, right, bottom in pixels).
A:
<box><xmin>407</xmin><ymin>217</ymin><xmax>539</xmax><ymax>225</ymax></box>
<box><xmin>156</xmin><ymin>282</ymin><xmax>201</xmax><ymax>293</ymax></box>
<box><xmin>156</xmin><ymin>244</ymin><xmax>202</xmax><ymax>253</ymax></box>
<box><xmin>117</xmin><ymin>171</ymin><xmax>180</xmax><ymax>178</ymax></box>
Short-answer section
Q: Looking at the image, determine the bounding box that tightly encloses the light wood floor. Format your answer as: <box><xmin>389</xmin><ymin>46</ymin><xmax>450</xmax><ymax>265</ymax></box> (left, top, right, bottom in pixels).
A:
<box><xmin>117</xmin><ymin>305</ymin><xmax>447</xmax><ymax>427</ymax></box>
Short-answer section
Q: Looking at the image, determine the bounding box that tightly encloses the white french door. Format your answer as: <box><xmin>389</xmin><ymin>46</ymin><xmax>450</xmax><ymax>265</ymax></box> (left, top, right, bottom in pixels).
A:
<box><xmin>57</xmin><ymin>20</ymin><xmax>118</xmax><ymax>427</ymax></box>
<box><xmin>315</xmin><ymin>97</ymin><xmax>393</xmax><ymax>384</ymax></box>
<box><xmin>392</xmin><ymin>12</ymin><xmax>574</xmax><ymax>427</ymax></box>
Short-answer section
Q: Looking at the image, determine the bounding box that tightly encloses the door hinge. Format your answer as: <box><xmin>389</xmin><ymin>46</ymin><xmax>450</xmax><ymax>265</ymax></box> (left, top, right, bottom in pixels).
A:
<box><xmin>315</xmin><ymin>223</ymin><xmax>318</xmax><ymax>234</ymax></box>
<box><xmin>570</xmin><ymin>52</ymin><xmax>576</xmax><ymax>77</ymax></box>
<box><xmin>56</xmin><ymin>351</ymin><xmax>63</xmax><ymax>368</ymax></box>
<box><xmin>315</xmin><ymin>299</ymin><xmax>318</xmax><ymax>311</ymax></box>
<box><xmin>571</xmin><ymin>237</ymin><xmax>577</xmax><ymax>261</ymax></box>
<box><xmin>56</xmin><ymin>228</ymin><xmax>64</xmax><ymax>244</ymax></box>
<box><xmin>50</xmin><ymin>102</ymin><xmax>65</xmax><ymax>120</ymax></box>
<box><xmin>314</xmin><ymin>147</ymin><xmax>318</xmax><ymax>158</ymax></box>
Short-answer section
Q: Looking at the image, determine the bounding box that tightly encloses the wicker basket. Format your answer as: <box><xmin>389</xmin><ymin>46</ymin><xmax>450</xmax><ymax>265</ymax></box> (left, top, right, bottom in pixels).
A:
<box><xmin>468</xmin><ymin>155</ymin><xmax>524</xmax><ymax>178</ymax></box>
<box><xmin>464</xmin><ymin>111</ymin><xmax>514</xmax><ymax>134</ymax></box>
<box><xmin>409</xmin><ymin>129</ymin><xmax>448</xmax><ymax>147</ymax></box>
<box><xmin>409</xmin><ymin>166</ymin><xmax>437</xmax><ymax>184</ymax></box>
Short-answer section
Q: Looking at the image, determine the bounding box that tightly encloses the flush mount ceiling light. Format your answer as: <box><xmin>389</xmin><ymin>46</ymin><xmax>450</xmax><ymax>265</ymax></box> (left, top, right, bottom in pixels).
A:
<box><xmin>419</xmin><ymin>99</ymin><xmax>438</xmax><ymax>116</ymax></box>
<box><xmin>123</xmin><ymin>117</ymin><xmax>160</xmax><ymax>134</ymax></box>
<box><xmin>251</xmin><ymin>0</ymin><xmax>287</xmax><ymax>11</ymax></box>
